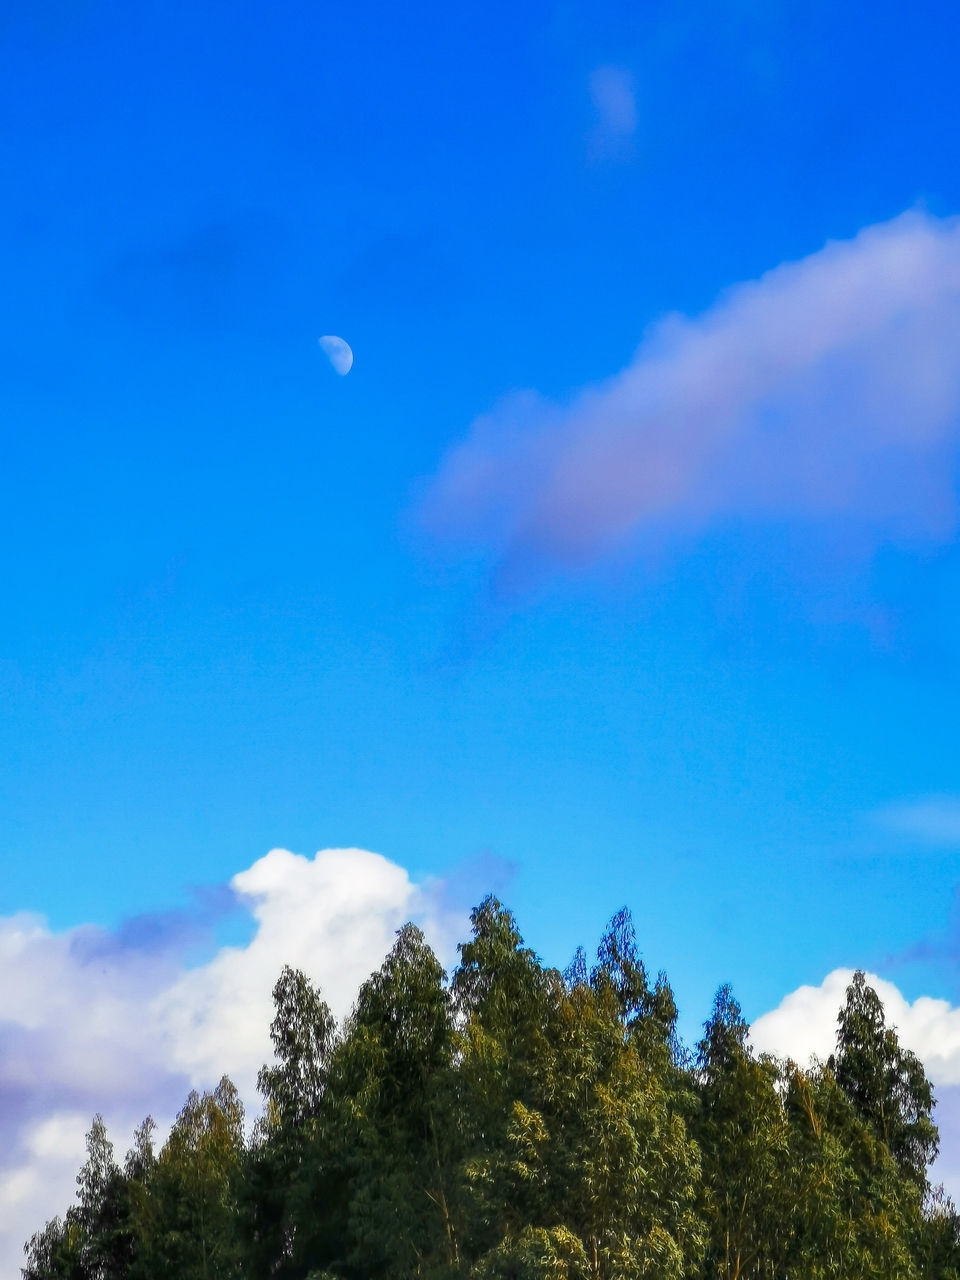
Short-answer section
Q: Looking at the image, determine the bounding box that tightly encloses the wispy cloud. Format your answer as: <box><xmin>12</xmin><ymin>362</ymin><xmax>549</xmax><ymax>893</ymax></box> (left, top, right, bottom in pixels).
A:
<box><xmin>67</xmin><ymin>882</ymin><xmax>242</xmax><ymax>964</ymax></box>
<box><xmin>0</xmin><ymin>847</ymin><xmax>464</xmax><ymax>1276</ymax></box>
<box><xmin>589</xmin><ymin>66</ymin><xmax>637</xmax><ymax>156</ymax></box>
<box><xmin>423</xmin><ymin>211</ymin><xmax>960</xmax><ymax>588</ymax></box>
<box><xmin>872</xmin><ymin>796</ymin><xmax>960</xmax><ymax>847</ymax></box>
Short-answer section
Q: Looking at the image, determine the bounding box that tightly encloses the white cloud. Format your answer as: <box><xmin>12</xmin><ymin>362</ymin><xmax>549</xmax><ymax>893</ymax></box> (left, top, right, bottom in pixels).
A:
<box><xmin>873</xmin><ymin>795</ymin><xmax>960</xmax><ymax>846</ymax></box>
<box><xmin>0</xmin><ymin>847</ymin><xmax>463</xmax><ymax>1278</ymax></box>
<box><xmin>751</xmin><ymin>968</ymin><xmax>960</xmax><ymax>1082</ymax></box>
<box><xmin>423</xmin><ymin>211</ymin><xmax>960</xmax><ymax>581</ymax></box>
<box><xmin>155</xmin><ymin>847</ymin><xmax>458</xmax><ymax>1094</ymax></box>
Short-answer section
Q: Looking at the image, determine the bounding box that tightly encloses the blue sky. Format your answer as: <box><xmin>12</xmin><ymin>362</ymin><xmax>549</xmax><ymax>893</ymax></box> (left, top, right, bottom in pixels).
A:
<box><xmin>5</xmin><ymin>0</ymin><xmax>960</xmax><ymax>1172</ymax></box>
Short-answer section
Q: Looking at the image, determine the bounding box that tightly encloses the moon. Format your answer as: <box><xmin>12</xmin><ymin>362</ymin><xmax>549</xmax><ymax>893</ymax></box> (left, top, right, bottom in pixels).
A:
<box><xmin>319</xmin><ymin>334</ymin><xmax>354</xmax><ymax>375</ymax></box>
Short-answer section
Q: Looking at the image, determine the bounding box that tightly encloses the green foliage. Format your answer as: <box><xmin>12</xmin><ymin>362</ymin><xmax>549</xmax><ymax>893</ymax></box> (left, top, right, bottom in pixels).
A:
<box><xmin>495</xmin><ymin>976</ymin><xmax>703</xmax><ymax>1280</ymax></box>
<box><xmin>20</xmin><ymin>909</ymin><xmax>951</xmax><ymax>1280</ymax></box>
<box><xmin>473</xmin><ymin>1226</ymin><xmax>588</xmax><ymax>1280</ymax></box>
<box><xmin>128</xmin><ymin>1077</ymin><xmax>246</xmax><ymax>1280</ymax></box>
<box><xmin>916</xmin><ymin>1185</ymin><xmax>960</xmax><ymax>1278</ymax></box>
<box><xmin>22</xmin><ymin>1217</ymin><xmax>85</xmax><ymax>1280</ymax></box>
<box><xmin>830</xmin><ymin>970</ymin><xmax>939</xmax><ymax>1190</ymax></box>
<box><xmin>258</xmin><ymin>965</ymin><xmax>337</xmax><ymax>1131</ymax></box>
<box><xmin>241</xmin><ymin>966</ymin><xmax>340</xmax><ymax>1278</ymax></box>
<box><xmin>330</xmin><ymin>923</ymin><xmax>461</xmax><ymax>1280</ymax></box>
<box><xmin>694</xmin><ymin>987</ymin><xmax>791</xmax><ymax>1279</ymax></box>
<box><xmin>23</xmin><ymin>1117</ymin><xmax>136</xmax><ymax>1280</ymax></box>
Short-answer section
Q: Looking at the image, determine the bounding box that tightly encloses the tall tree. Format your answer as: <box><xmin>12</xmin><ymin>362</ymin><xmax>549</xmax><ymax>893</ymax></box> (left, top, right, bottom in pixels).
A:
<box><xmin>22</xmin><ymin>1217</ymin><xmax>84</xmax><ymax>1280</ymax></box>
<box><xmin>144</xmin><ymin>1077</ymin><xmax>246</xmax><ymax>1280</ymax></box>
<box><xmin>590</xmin><ymin>908</ymin><xmax>676</xmax><ymax>1055</ymax></box>
<box><xmin>243</xmin><ymin>966</ymin><xmax>340</xmax><ymax>1279</ymax></box>
<box><xmin>829</xmin><ymin>971</ymin><xmax>938</xmax><ymax>1190</ymax></box>
<box><xmin>22</xmin><ymin>1116</ymin><xmax>135</xmax><ymax>1280</ymax></box>
<box><xmin>916</xmin><ymin>1185</ymin><xmax>960</xmax><ymax>1279</ymax></box>
<box><xmin>258</xmin><ymin>965</ymin><xmax>337</xmax><ymax>1130</ymax></box>
<box><xmin>123</xmin><ymin>1118</ymin><xmax>158</xmax><ymax>1280</ymax></box>
<box><xmin>330</xmin><ymin>923</ymin><xmax>461</xmax><ymax>1280</ymax></box>
<box><xmin>453</xmin><ymin>897</ymin><xmax>564</xmax><ymax>1264</ymax></box>
<box><xmin>782</xmin><ymin>1060</ymin><xmax>920</xmax><ymax>1279</ymax></box>
<box><xmin>18</xmin><ymin>901</ymin><xmax>956</xmax><ymax>1280</ymax></box>
<box><xmin>486</xmin><ymin>973</ymin><xmax>704</xmax><ymax>1280</ymax></box>
<box><xmin>453</xmin><ymin>897</ymin><xmax>556</xmax><ymax>1069</ymax></box>
<box><xmin>694</xmin><ymin>986</ymin><xmax>792</xmax><ymax>1279</ymax></box>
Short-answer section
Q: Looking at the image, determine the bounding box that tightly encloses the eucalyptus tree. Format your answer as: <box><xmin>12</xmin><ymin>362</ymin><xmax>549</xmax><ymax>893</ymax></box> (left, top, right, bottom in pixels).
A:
<box><xmin>22</xmin><ymin>1216</ymin><xmax>85</xmax><ymax>1280</ymax></box>
<box><xmin>916</xmin><ymin>1184</ymin><xmax>960</xmax><ymax>1279</ymax></box>
<box><xmin>496</xmin><ymin>976</ymin><xmax>703</xmax><ymax>1280</ymax></box>
<box><xmin>590</xmin><ymin>908</ymin><xmax>677</xmax><ymax>1055</ymax></box>
<box><xmin>19</xmin><ymin>902</ymin><xmax>958</xmax><ymax>1280</ymax></box>
<box><xmin>781</xmin><ymin>1061</ymin><xmax>921</xmax><ymax>1279</ymax></box>
<box><xmin>22</xmin><ymin>1115</ymin><xmax>134</xmax><ymax>1280</ymax></box>
<box><xmin>452</xmin><ymin>897</ymin><xmax>566</xmax><ymax>1265</ymax></box>
<box><xmin>459</xmin><ymin>905</ymin><xmax>703</xmax><ymax>1280</ymax></box>
<box><xmin>829</xmin><ymin>970</ymin><xmax>938</xmax><ymax>1191</ymax></box>
<box><xmin>329</xmin><ymin>922</ymin><xmax>461</xmax><ymax>1280</ymax></box>
<box><xmin>694</xmin><ymin>986</ymin><xmax>793</xmax><ymax>1279</ymax></box>
<box><xmin>139</xmin><ymin>1077</ymin><xmax>246</xmax><ymax>1280</ymax></box>
<box><xmin>242</xmin><ymin>966</ymin><xmax>339</xmax><ymax>1279</ymax></box>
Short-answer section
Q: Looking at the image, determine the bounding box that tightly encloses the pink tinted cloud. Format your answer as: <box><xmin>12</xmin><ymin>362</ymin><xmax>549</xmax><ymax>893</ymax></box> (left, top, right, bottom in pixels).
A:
<box><xmin>423</xmin><ymin>212</ymin><xmax>960</xmax><ymax>577</ymax></box>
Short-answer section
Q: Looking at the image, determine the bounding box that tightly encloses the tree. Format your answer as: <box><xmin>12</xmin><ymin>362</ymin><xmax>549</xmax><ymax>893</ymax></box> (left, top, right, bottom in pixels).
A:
<box><xmin>453</xmin><ymin>897</ymin><xmax>565</xmax><ymax>1264</ymax></box>
<box><xmin>22</xmin><ymin>1217</ymin><xmax>85</xmax><ymax>1280</ymax></box>
<box><xmin>459</xmin><ymin>907</ymin><xmax>702</xmax><ymax>1280</ymax></box>
<box><xmin>258</xmin><ymin>965</ymin><xmax>337</xmax><ymax>1130</ymax></box>
<box><xmin>144</xmin><ymin>1078</ymin><xmax>246</xmax><ymax>1280</ymax></box>
<box><xmin>123</xmin><ymin>1118</ymin><xmax>158</xmax><ymax>1280</ymax></box>
<box><xmin>22</xmin><ymin>1116</ymin><xmax>135</xmax><ymax>1280</ymax></box>
<box><xmin>694</xmin><ymin>986</ymin><xmax>792</xmax><ymax>1279</ymax></box>
<box><xmin>829</xmin><ymin>971</ymin><xmax>938</xmax><ymax>1190</ymax></box>
<box><xmin>916</xmin><ymin>1184</ymin><xmax>960</xmax><ymax>1279</ymax></box>
<box><xmin>781</xmin><ymin>1060</ymin><xmax>920</xmax><ymax>1278</ymax></box>
<box><xmin>453</xmin><ymin>897</ymin><xmax>557</xmax><ymax>1069</ymax></box>
<box><xmin>243</xmin><ymin>966</ymin><xmax>340</xmax><ymax>1279</ymax></box>
<box><xmin>17</xmin><ymin>900</ymin><xmax>956</xmax><ymax>1280</ymax></box>
<box><xmin>490</xmin><ymin>975</ymin><xmax>704</xmax><ymax>1280</ymax></box>
<box><xmin>330</xmin><ymin>923</ymin><xmax>461</xmax><ymax>1280</ymax></box>
<box><xmin>590</xmin><ymin>908</ymin><xmax>677</xmax><ymax>1057</ymax></box>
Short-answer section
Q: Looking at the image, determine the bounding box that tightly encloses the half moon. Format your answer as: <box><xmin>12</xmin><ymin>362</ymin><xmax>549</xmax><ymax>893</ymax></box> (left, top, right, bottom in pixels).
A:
<box><xmin>319</xmin><ymin>334</ymin><xmax>354</xmax><ymax>375</ymax></box>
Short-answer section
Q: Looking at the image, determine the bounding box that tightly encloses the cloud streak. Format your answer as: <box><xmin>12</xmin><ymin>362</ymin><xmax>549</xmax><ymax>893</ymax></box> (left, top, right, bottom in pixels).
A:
<box><xmin>873</xmin><ymin>795</ymin><xmax>960</xmax><ymax>847</ymax></box>
<box><xmin>0</xmin><ymin>847</ymin><xmax>463</xmax><ymax>1277</ymax></box>
<box><xmin>589</xmin><ymin>66</ymin><xmax>637</xmax><ymax>156</ymax></box>
<box><xmin>423</xmin><ymin>211</ymin><xmax>960</xmax><ymax>585</ymax></box>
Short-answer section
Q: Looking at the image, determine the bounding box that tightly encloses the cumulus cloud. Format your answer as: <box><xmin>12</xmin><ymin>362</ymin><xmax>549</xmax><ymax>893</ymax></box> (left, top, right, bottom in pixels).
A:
<box><xmin>0</xmin><ymin>847</ymin><xmax>463</xmax><ymax>1277</ymax></box>
<box><xmin>751</xmin><ymin>968</ymin><xmax>960</xmax><ymax>1196</ymax></box>
<box><xmin>751</xmin><ymin>968</ymin><xmax>960</xmax><ymax>1081</ymax></box>
<box><xmin>423</xmin><ymin>211</ymin><xmax>960</xmax><ymax>583</ymax></box>
<box><xmin>873</xmin><ymin>795</ymin><xmax>960</xmax><ymax>846</ymax></box>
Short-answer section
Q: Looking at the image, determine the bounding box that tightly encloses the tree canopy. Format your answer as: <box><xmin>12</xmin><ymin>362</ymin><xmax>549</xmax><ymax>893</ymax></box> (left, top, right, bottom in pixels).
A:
<box><xmin>22</xmin><ymin>900</ymin><xmax>960</xmax><ymax>1280</ymax></box>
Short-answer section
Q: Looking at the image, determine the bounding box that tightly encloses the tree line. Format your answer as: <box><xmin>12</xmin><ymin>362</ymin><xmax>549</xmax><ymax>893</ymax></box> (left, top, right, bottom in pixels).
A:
<box><xmin>22</xmin><ymin>897</ymin><xmax>960</xmax><ymax>1279</ymax></box>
